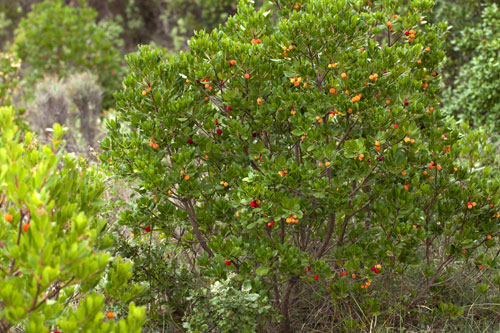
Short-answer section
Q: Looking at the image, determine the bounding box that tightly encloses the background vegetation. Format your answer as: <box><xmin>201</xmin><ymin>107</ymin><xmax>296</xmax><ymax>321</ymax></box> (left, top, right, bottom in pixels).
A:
<box><xmin>2</xmin><ymin>0</ymin><xmax>500</xmax><ymax>332</ymax></box>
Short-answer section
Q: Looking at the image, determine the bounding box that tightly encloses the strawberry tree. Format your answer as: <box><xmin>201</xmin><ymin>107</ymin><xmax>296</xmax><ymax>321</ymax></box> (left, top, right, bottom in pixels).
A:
<box><xmin>0</xmin><ymin>107</ymin><xmax>145</xmax><ymax>332</ymax></box>
<box><xmin>102</xmin><ymin>0</ymin><xmax>500</xmax><ymax>330</ymax></box>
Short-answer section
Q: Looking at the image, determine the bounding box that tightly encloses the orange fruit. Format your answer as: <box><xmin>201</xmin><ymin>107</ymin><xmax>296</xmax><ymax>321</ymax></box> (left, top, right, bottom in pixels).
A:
<box><xmin>4</xmin><ymin>213</ymin><xmax>13</xmax><ymax>222</ymax></box>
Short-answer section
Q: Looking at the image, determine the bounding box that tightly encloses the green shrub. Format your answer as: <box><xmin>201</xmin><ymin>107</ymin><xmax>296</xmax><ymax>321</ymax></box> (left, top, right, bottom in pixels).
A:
<box><xmin>431</xmin><ymin>0</ymin><xmax>485</xmax><ymax>86</ymax></box>
<box><xmin>0</xmin><ymin>106</ymin><xmax>145</xmax><ymax>332</ymax></box>
<box><xmin>0</xmin><ymin>52</ymin><xmax>21</xmax><ymax>106</ymax></box>
<box><xmin>159</xmin><ymin>0</ymin><xmax>239</xmax><ymax>50</ymax></box>
<box><xmin>102</xmin><ymin>0</ymin><xmax>500</xmax><ymax>330</ymax></box>
<box><xmin>183</xmin><ymin>275</ymin><xmax>272</xmax><ymax>332</ymax></box>
<box><xmin>13</xmin><ymin>0</ymin><xmax>123</xmax><ymax>108</ymax></box>
<box><xmin>444</xmin><ymin>4</ymin><xmax>500</xmax><ymax>129</ymax></box>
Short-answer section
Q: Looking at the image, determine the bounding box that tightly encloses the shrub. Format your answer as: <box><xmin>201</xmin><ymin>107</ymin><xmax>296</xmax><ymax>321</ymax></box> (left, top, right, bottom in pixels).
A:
<box><xmin>431</xmin><ymin>0</ymin><xmax>485</xmax><ymax>86</ymax></box>
<box><xmin>30</xmin><ymin>75</ymin><xmax>71</xmax><ymax>138</ymax></box>
<box><xmin>183</xmin><ymin>276</ymin><xmax>272</xmax><ymax>332</ymax></box>
<box><xmin>0</xmin><ymin>106</ymin><xmax>145</xmax><ymax>332</ymax></box>
<box><xmin>0</xmin><ymin>52</ymin><xmax>21</xmax><ymax>106</ymax></box>
<box><xmin>102</xmin><ymin>0</ymin><xmax>500</xmax><ymax>330</ymax></box>
<box><xmin>30</xmin><ymin>73</ymin><xmax>104</xmax><ymax>153</ymax></box>
<box><xmin>159</xmin><ymin>0</ymin><xmax>239</xmax><ymax>50</ymax></box>
<box><xmin>13</xmin><ymin>0</ymin><xmax>123</xmax><ymax>108</ymax></box>
<box><xmin>67</xmin><ymin>72</ymin><xmax>102</xmax><ymax>148</ymax></box>
<box><xmin>444</xmin><ymin>3</ymin><xmax>500</xmax><ymax>129</ymax></box>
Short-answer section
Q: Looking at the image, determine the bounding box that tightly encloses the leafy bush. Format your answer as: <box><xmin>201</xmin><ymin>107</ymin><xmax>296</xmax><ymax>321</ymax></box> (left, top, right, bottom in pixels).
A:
<box><xmin>0</xmin><ymin>11</ymin><xmax>12</xmax><ymax>42</ymax></box>
<box><xmin>183</xmin><ymin>275</ymin><xmax>272</xmax><ymax>332</ymax></box>
<box><xmin>13</xmin><ymin>0</ymin><xmax>123</xmax><ymax>108</ymax></box>
<box><xmin>431</xmin><ymin>0</ymin><xmax>486</xmax><ymax>86</ymax></box>
<box><xmin>444</xmin><ymin>3</ymin><xmax>500</xmax><ymax>129</ymax></box>
<box><xmin>102</xmin><ymin>0</ymin><xmax>500</xmax><ymax>330</ymax></box>
<box><xmin>0</xmin><ymin>106</ymin><xmax>145</xmax><ymax>332</ymax></box>
<box><xmin>0</xmin><ymin>52</ymin><xmax>21</xmax><ymax>106</ymax></box>
<box><xmin>159</xmin><ymin>0</ymin><xmax>239</xmax><ymax>50</ymax></box>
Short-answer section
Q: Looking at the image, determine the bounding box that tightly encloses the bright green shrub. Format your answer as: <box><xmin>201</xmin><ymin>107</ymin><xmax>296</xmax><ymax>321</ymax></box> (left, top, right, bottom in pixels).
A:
<box><xmin>13</xmin><ymin>0</ymin><xmax>123</xmax><ymax>108</ymax></box>
<box><xmin>0</xmin><ymin>107</ymin><xmax>145</xmax><ymax>332</ymax></box>
<box><xmin>102</xmin><ymin>0</ymin><xmax>500</xmax><ymax>330</ymax></box>
<box><xmin>444</xmin><ymin>4</ymin><xmax>500</xmax><ymax>129</ymax></box>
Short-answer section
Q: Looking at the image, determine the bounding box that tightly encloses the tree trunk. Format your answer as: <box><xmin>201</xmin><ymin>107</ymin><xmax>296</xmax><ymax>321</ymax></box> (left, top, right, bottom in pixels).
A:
<box><xmin>279</xmin><ymin>278</ymin><xmax>298</xmax><ymax>333</ymax></box>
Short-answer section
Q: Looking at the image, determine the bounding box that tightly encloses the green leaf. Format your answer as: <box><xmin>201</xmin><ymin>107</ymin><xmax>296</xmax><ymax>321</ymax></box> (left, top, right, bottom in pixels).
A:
<box><xmin>256</xmin><ymin>266</ymin><xmax>270</xmax><ymax>276</ymax></box>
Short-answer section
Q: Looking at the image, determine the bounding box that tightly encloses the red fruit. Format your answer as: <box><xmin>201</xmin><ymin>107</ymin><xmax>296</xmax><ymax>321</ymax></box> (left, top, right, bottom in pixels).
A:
<box><xmin>226</xmin><ymin>105</ymin><xmax>232</xmax><ymax>111</ymax></box>
<box><xmin>23</xmin><ymin>224</ymin><xmax>30</xmax><ymax>232</ymax></box>
<box><xmin>371</xmin><ymin>266</ymin><xmax>375</xmax><ymax>271</ymax></box>
<box><xmin>305</xmin><ymin>266</ymin><xmax>310</xmax><ymax>272</ymax></box>
<box><xmin>250</xmin><ymin>201</ymin><xmax>259</xmax><ymax>208</ymax></box>
<box><xmin>267</xmin><ymin>221</ymin><xmax>275</xmax><ymax>229</ymax></box>
<box><xmin>405</xmin><ymin>31</ymin><xmax>409</xmax><ymax>36</ymax></box>
<box><xmin>374</xmin><ymin>269</ymin><xmax>380</xmax><ymax>274</ymax></box>
<box><xmin>224</xmin><ymin>259</ymin><xmax>232</xmax><ymax>266</ymax></box>
<box><xmin>215</xmin><ymin>120</ymin><xmax>219</xmax><ymax>125</ymax></box>
<box><xmin>187</xmin><ymin>138</ymin><xmax>194</xmax><ymax>144</ymax></box>
<box><xmin>314</xmin><ymin>275</ymin><xmax>319</xmax><ymax>280</ymax></box>
<box><xmin>252</xmin><ymin>132</ymin><xmax>258</xmax><ymax>137</ymax></box>
<box><xmin>404</xmin><ymin>99</ymin><xmax>408</xmax><ymax>106</ymax></box>
<box><xmin>145</xmin><ymin>226</ymin><xmax>151</xmax><ymax>232</ymax></box>
<box><xmin>394</xmin><ymin>124</ymin><xmax>399</xmax><ymax>129</ymax></box>
<box><xmin>217</xmin><ymin>129</ymin><xmax>223</xmax><ymax>135</ymax></box>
